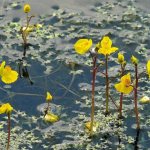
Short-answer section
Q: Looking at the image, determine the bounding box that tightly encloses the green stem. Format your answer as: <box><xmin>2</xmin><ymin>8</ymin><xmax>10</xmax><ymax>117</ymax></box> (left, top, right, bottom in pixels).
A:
<box><xmin>6</xmin><ymin>113</ymin><xmax>11</xmax><ymax>150</ymax></box>
<box><xmin>105</xmin><ymin>55</ymin><xmax>109</xmax><ymax>114</ymax></box>
<box><xmin>90</xmin><ymin>55</ymin><xmax>97</xmax><ymax>135</ymax></box>
<box><xmin>134</xmin><ymin>64</ymin><xmax>140</xmax><ymax>129</ymax></box>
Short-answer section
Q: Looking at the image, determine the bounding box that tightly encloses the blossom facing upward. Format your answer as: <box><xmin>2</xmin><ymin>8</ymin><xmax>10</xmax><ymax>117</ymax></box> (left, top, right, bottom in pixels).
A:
<box><xmin>0</xmin><ymin>61</ymin><xmax>18</xmax><ymax>84</ymax></box>
<box><xmin>97</xmin><ymin>36</ymin><xmax>118</xmax><ymax>56</ymax></box>
<box><xmin>118</xmin><ymin>53</ymin><xmax>124</xmax><ymax>64</ymax></box>
<box><xmin>74</xmin><ymin>39</ymin><xmax>92</xmax><ymax>55</ymax></box>
<box><xmin>24</xmin><ymin>4</ymin><xmax>31</xmax><ymax>13</ymax></box>
<box><xmin>114</xmin><ymin>73</ymin><xmax>133</xmax><ymax>94</ymax></box>
<box><xmin>131</xmin><ymin>55</ymin><xmax>139</xmax><ymax>65</ymax></box>
<box><xmin>146</xmin><ymin>60</ymin><xmax>150</xmax><ymax>79</ymax></box>
<box><xmin>0</xmin><ymin>103</ymin><xmax>13</xmax><ymax>114</ymax></box>
<box><xmin>46</xmin><ymin>92</ymin><xmax>53</xmax><ymax>102</ymax></box>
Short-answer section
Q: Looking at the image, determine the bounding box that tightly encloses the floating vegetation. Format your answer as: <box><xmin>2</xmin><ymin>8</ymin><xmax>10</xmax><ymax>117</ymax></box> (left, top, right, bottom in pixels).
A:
<box><xmin>0</xmin><ymin>0</ymin><xmax>150</xmax><ymax>149</ymax></box>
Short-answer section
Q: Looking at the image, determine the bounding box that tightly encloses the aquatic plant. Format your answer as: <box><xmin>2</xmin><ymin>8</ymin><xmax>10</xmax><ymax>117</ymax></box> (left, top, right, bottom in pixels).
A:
<box><xmin>44</xmin><ymin>92</ymin><xmax>59</xmax><ymax>123</ymax></box>
<box><xmin>131</xmin><ymin>55</ymin><xmax>140</xmax><ymax>129</ymax></box>
<box><xmin>117</xmin><ymin>53</ymin><xmax>126</xmax><ymax>118</ymax></box>
<box><xmin>0</xmin><ymin>103</ymin><xmax>13</xmax><ymax>150</ymax></box>
<box><xmin>74</xmin><ymin>38</ymin><xmax>98</xmax><ymax>135</ymax></box>
<box><xmin>97</xmin><ymin>36</ymin><xmax>118</xmax><ymax>114</ymax></box>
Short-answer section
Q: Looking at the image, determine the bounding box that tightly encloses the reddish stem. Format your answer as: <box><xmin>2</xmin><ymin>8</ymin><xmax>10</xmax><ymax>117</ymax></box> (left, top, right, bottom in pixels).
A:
<box><xmin>105</xmin><ymin>55</ymin><xmax>109</xmax><ymax>114</ymax></box>
<box><xmin>7</xmin><ymin>113</ymin><xmax>11</xmax><ymax>150</ymax></box>
<box><xmin>90</xmin><ymin>55</ymin><xmax>97</xmax><ymax>135</ymax></box>
<box><xmin>134</xmin><ymin>64</ymin><xmax>140</xmax><ymax>129</ymax></box>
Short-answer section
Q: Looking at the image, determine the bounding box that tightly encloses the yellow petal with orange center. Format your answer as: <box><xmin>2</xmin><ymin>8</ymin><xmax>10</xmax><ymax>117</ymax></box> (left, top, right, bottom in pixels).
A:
<box><xmin>0</xmin><ymin>103</ymin><xmax>13</xmax><ymax>114</ymax></box>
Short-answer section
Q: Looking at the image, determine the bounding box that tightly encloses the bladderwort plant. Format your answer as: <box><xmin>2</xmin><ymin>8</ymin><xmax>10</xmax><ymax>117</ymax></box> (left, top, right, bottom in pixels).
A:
<box><xmin>20</xmin><ymin>4</ymin><xmax>42</xmax><ymax>57</ymax></box>
<box><xmin>0</xmin><ymin>103</ymin><xmax>13</xmax><ymax>150</ymax></box>
<box><xmin>44</xmin><ymin>92</ymin><xmax>59</xmax><ymax>123</ymax></box>
<box><xmin>97</xmin><ymin>36</ymin><xmax>118</xmax><ymax>115</ymax></box>
<box><xmin>74</xmin><ymin>38</ymin><xmax>99</xmax><ymax>136</ymax></box>
<box><xmin>0</xmin><ymin>61</ymin><xmax>18</xmax><ymax>150</ymax></box>
<box><xmin>117</xmin><ymin>53</ymin><xmax>126</xmax><ymax>118</ymax></box>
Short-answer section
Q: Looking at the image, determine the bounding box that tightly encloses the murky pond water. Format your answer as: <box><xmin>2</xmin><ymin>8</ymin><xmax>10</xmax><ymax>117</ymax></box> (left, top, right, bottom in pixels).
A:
<box><xmin>0</xmin><ymin>0</ymin><xmax>150</xmax><ymax>149</ymax></box>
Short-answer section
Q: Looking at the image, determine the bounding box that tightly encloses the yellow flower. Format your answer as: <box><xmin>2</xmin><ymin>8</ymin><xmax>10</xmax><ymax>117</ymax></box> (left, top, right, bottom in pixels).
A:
<box><xmin>0</xmin><ymin>61</ymin><xmax>6</xmax><ymax>76</ymax></box>
<box><xmin>0</xmin><ymin>103</ymin><xmax>13</xmax><ymax>114</ymax></box>
<box><xmin>0</xmin><ymin>61</ymin><xmax>18</xmax><ymax>84</ymax></box>
<box><xmin>85</xmin><ymin>121</ymin><xmax>99</xmax><ymax>132</ymax></box>
<box><xmin>114</xmin><ymin>73</ymin><xmax>133</xmax><ymax>94</ymax></box>
<box><xmin>46</xmin><ymin>92</ymin><xmax>53</xmax><ymax>101</ymax></box>
<box><xmin>146</xmin><ymin>60</ymin><xmax>150</xmax><ymax>79</ymax></box>
<box><xmin>74</xmin><ymin>39</ymin><xmax>92</xmax><ymax>55</ymax></box>
<box><xmin>97</xmin><ymin>36</ymin><xmax>118</xmax><ymax>56</ymax></box>
<box><xmin>131</xmin><ymin>55</ymin><xmax>139</xmax><ymax>65</ymax></box>
<box><xmin>139</xmin><ymin>96</ymin><xmax>150</xmax><ymax>104</ymax></box>
<box><xmin>24</xmin><ymin>4</ymin><xmax>31</xmax><ymax>13</ymax></box>
<box><xmin>118</xmin><ymin>53</ymin><xmax>124</xmax><ymax>64</ymax></box>
<box><xmin>44</xmin><ymin>113</ymin><xmax>59</xmax><ymax>123</ymax></box>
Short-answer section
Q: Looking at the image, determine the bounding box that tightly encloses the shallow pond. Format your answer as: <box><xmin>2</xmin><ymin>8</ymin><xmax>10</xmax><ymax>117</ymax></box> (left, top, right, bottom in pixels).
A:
<box><xmin>0</xmin><ymin>0</ymin><xmax>150</xmax><ymax>149</ymax></box>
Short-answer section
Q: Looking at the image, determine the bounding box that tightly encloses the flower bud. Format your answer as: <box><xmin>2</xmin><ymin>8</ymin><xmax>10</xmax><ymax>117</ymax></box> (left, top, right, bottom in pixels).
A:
<box><xmin>24</xmin><ymin>4</ymin><xmax>31</xmax><ymax>13</ymax></box>
<box><xmin>131</xmin><ymin>55</ymin><xmax>139</xmax><ymax>65</ymax></box>
<box><xmin>118</xmin><ymin>53</ymin><xmax>124</xmax><ymax>64</ymax></box>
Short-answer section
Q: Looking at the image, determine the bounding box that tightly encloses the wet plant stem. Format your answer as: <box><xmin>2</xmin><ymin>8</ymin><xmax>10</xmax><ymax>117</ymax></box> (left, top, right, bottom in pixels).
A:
<box><xmin>134</xmin><ymin>64</ymin><xmax>140</xmax><ymax>129</ymax></box>
<box><xmin>6</xmin><ymin>113</ymin><xmax>11</xmax><ymax>150</ymax></box>
<box><xmin>105</xmin><ymin>55</ymin><xmax>109</xmax><ymax>114</ymax></box>
<box><xmin>119</xmin><ymin>64</ymin><xmax>124</xmax><ymax>118</ymax></box>
<box><xmin>90</xmin><ymin>55</ymin><xmax>97</xmax><ymax>136</ymax></box>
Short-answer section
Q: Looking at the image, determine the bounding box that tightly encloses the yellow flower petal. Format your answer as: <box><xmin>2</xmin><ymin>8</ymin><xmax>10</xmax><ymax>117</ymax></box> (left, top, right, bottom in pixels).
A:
<box><xmin>46</xmin><ymin>92</ymin><xmax>53</xmax><ymax>101</ymax></box>
<box><xmin>146</xmin><ymin>60</ymin><xmax>150</xmax><ymax>79</ymax></box>
<box><xmin>0</xmin><ymin>103</ymin><xmax>13</xmax><ymax>114</ymax></box>
<box><xmin>115</xmin><ymin>73</ymin><xmax>133</xmax><ymax>94</ymax></box>
<box><xmin>74</xmin><ymin>39</ymin><xmax>92</xmax><ymax>55</ymax></box>
<box><xmin>44</xmin><ymin>113</ymin><xmax>59</xmax><ymax>123</ymax></box>
<box><xmin>98</xmin><ymin>36</ymin><xmax>118</xmax><ymax>56</ymax></box>
<box><xmin>24</xmin><ymin>4</ymin><xmax>31</xmax><ymax>13</ymax></box>
<box><xmin>1</xmin><ymin>67</ymin><xmax>18</xmax><ymax>84</ymax></box>
<box><xmin>0</xmin><ymin>61</ymin><xmax>6</xmax><ymax>76</ymax></box>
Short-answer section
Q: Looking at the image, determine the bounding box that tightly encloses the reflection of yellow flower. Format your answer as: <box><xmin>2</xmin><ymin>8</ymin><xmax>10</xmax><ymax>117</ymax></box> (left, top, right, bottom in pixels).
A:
<box><xmin>0</xmin><ymin>61</ymin><xmax>18</xmax><ymax>84</ymax></box>
<box><xmin>118</xmin><ymin>53</ymin><xmax>124</xmax><ymax>64</ymax></box>
<box><xmin>97</xmin><ymin>36</ymin><xmax>118</xmax><ymax>56</ymax></box>
<box><xmin>139</xmin><ymin>96</ymin><xmax>150</xmax><ymax>104</ymax></box>
<box><xmin>46</xmin><ymin>92</ymin><xmax>53</xmax><ymax>101</ymax></box>
<box><xmin>85</xmin><ymin>121</ymin><xmax>99</xmax><ymax>132</ymax></box>
<box><xmin>22</xmin><ymin>24</ymin><xmax>42</xmax><ymax>37</ymax></box>
<box><xmin>74</xmin><ymin>39</ymin><xmax>92</xmax><ymax>55</ymax></box>
<box><xmin>115</xmin><ymin>73</ymin><xmax>133</xmax><ymax>94</ymax></box>
<box><xmin>131</xmin><ymin>55</ymin><xmax>138</xmax><ymax>65</ymax></box>
<box><xmin>0</xmin><ymin>103</ymin><xmax>13</xmax><ymax>114</ymax></box>
<box><xmin>44</xmin><ymin>113</ymin><xmax>59</xmax><ymax>123</ymax></box>
<box><xmin>24</xmin><ymin>4</ymin><xmax>31</xmax><ymax>13</ymax></box>
<box><xmin>146</xmin><ymin>60</ymin><xmax>150</xmax><ymax>79</ymax></box>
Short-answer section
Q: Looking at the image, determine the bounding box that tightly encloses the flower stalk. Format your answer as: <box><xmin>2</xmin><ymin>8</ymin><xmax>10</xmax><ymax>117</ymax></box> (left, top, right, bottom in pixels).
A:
<box><xmin>134</xmin><ymin>64</ymin><xmax>140</xmax><ymax>129</ymax></box>
<box><xmin>6</xmin><ymin>113</ymin><xmax>11</xmax><ymax>150</ymax></box>
<box><xmin>90</xmin><ymin>55</ymin><xmax>97</xmax><ymax>135</ymax></box>
<box><xmin>105</xmin><ymin>55</ymin><xmax>109</xmax><ymax>115</ymax></box>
